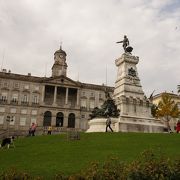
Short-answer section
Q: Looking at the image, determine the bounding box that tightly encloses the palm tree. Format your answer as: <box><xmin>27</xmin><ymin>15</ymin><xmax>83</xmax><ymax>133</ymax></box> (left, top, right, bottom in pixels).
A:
<box><xmin>157</xmin><ymin>93</ymin><xmax>180</xmax><ymax>132</ymax></box>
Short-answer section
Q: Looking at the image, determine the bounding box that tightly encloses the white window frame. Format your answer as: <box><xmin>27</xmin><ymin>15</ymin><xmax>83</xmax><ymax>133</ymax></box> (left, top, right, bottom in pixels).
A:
<box><xmin>0</xmin><ymin>107</ymin><xmax>5</xmax><ymax>112</ymax></box>
<box><xmin>81</xmin><ymin>99</ymin><xmax>87</xmax><ymax>108</ymax></box>
<box><xmin>31</xmin><ymin>117</ymin><xmax>37</xmax><ymax>124</ymax></box>
<box><xmin>31</xmin><ymin>110</ymin><xmax>37</xmax><ymax>115</ymax></box>
<box><xmin>89</xmin><ymin>100</ymin><xmax>95</xmax><ymax>109</ymax></box>
<box><xmin>10</xmin><ymin>108</ymin><xmax>16</xmax><ymax>113</ymax></box>
<box><xmin>21</xmin><ymin>109</ymin><xmax>27</xmax><ymax>114</ymax></box>
<box><xmin>20</xmin><ymin>117</ymin><xmax>26</xmax><ymax>126</ymax></box>
<box><xmin>0</xmin><ymin>115</ymin><xmax>4</xmax><ymax>124</ymax></box>
<box><xmin>22</xmin><ymin>94</ymin><xmax>28</xmax><ymax>102</ymax></box>
<box><xmin>33</xmin><ymin>95</ymin><xmax>39</xmax><ymax>104</ymax></box>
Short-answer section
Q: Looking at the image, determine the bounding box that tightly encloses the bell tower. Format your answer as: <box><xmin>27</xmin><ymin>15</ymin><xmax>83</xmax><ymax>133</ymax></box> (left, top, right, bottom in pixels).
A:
<box><xmin>52</xmin><ymin>45</ymin><xmax>67</xmax><ymax>77</ymax></box>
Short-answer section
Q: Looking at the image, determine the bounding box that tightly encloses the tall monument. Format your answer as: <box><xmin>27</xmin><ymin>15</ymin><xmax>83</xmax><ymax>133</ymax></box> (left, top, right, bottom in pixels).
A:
<box><xmin>86</xmin><ymin>36</ymin><xmax>165</xmax><ymax>133</ymax></box>
<box><xmin>114</xmin><ymin>36</ymin><xmax>164</xmax><ymax>132</ymax></box>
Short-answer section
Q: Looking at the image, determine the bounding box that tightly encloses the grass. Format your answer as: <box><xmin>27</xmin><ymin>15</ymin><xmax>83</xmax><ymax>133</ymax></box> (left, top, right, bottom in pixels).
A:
<box><xmin>0</xmin><ymin>132</ymin><xmax>180</xmax><ymax>179</ymax></box>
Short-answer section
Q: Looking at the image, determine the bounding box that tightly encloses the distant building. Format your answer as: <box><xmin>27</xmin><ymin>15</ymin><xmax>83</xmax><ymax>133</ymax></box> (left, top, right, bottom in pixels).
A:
<box><xmin>152</xmin><ymin>92</ymin><xmax>180</xmax><ymax>131</ymax></box>
<box><xmin>0</xmin><ymin>46</ymin><xmax>113</xmax><ymax>133</ymax></box>
<box><xmin>152</xmin><ymin>92</ymin><xmax>180</xmax><ymax>108</ymax></box>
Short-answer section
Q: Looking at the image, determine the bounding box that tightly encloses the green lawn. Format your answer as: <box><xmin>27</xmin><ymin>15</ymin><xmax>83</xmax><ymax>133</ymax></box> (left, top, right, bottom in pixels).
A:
<box><xmin>0</xmin><ymin>132</ymin><xmax>180</xmax><ymax>179</ymax></box>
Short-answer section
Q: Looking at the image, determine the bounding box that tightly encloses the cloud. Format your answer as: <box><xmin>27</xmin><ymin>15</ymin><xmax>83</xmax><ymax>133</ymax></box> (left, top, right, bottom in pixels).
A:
<box><xmin>0</xmin><ymin>0</ymin><xmax>180</xmax><ymax>96</ymax></box>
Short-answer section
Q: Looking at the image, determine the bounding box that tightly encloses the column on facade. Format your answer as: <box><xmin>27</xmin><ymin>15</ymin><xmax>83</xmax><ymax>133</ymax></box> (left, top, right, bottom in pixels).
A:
<box><xmin>53</xmin><ymin>86</ymin><xmax>57</xmax><ymax>105</ymax></box>
<box><xmin>65</xmin><ymin>87</ymin><xmax>69</xmax><ymax>104</ymax></box>
<box><xmin>76</xmin><ymin>89</ymin><xmax>80</xmax><ymax>106</ymax></box>
<box><xmin>41</xmin><ymin>85</ymin><xmax>45</xmax><ymax>103</ymax></box>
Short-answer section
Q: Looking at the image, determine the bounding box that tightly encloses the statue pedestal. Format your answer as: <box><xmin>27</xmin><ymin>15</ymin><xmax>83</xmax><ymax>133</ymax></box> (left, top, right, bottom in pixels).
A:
<box><xmin>86</xmin><ymin>118</ymin><xmax>118</xmax><ymax>132</ymax></box>
<box><xmin>117</xmin><ymin>115</ymin><xmax>165</xmax><ymax>132</ymax></box>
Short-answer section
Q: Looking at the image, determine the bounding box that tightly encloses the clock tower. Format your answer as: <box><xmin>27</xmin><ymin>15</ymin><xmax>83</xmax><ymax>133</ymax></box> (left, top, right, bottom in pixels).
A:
<box><xmin>52</xmin><ymin>46</ymin><xmax>67</xmax><ymax>77</ymax></box>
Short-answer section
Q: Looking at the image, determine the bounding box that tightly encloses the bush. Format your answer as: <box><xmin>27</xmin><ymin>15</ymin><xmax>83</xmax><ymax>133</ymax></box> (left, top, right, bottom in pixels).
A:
<box><xmin>2</xmin><ymin>150</ymin><xmax>180</xmax><ymax>179</ymax></box>
<box><xmin>0</xmin><ymin>167</ymin><xmax>43</xmax><ymax>180</ymax></box>
<box><xmin>127</xmin><ymin>150</ymin><xmax>173</xmax><ymax>180</ymax></box>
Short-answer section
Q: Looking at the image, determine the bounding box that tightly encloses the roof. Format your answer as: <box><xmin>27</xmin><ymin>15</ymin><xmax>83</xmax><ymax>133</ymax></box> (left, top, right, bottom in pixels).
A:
<box><xmin>0</xmin><ymin>71</ymin><xmax>114</xmax><ymax>91</ymax></box>
<box><xmin>54</xmin><ymin>46</ymin><xmax>67</xmax><ymax>56</ymax></box>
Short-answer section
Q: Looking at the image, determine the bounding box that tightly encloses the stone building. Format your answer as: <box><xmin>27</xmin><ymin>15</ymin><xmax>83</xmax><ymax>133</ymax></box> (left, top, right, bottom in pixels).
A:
<box><xmin>0</xmin><ymin>46</ymin><xmax>113</xmax><ymax>133</ymax></box>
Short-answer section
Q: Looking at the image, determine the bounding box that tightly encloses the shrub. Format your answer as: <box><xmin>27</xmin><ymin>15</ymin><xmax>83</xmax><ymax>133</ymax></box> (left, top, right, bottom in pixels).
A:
<box><xmin>0</xmin><ymin>167</ymin><xmax>43</xmax><ymax>180</ymax></box>
<box><xmin>2</xmin><ymin>150</ymin><xmax>180</xmax><ymax>179</ymax></box>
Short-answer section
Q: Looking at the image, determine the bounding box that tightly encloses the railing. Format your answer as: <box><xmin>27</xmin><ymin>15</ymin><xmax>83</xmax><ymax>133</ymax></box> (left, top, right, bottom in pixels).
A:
<box><xmin>0</xmin><ymin>99</ymin><xmax>8</xmax><ymax>105</ymax></box>
<box><xmin>32</xmin><ymin>102</ymin><xmax>39</xmax><ymax>106</ymax></box>
<box><xmin>0</xmin><ymin>126</ymin><xmax>81</xmax><ymax>139</ymax></box>
<box><xmin>10</xmin><ymin>100</ymin><xmax>18</xmax><ymax>105</ymax></box>
<box><xmin>21</xmin><ymin>101</ymin><xmax>29</xmax><ymax>106</ymax></box>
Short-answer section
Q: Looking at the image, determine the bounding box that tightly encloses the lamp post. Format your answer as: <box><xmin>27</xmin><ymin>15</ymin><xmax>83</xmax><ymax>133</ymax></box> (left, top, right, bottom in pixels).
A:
<box><xmin>6</xmin><ymin>115</ymin><xmax>14</xmax><ymax>137</ymax></box>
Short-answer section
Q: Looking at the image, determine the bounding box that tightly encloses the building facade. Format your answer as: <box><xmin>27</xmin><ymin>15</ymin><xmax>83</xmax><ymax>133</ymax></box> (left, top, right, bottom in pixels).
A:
<box><xmin>0</xmin><ymin>47</ymin><xmax>113</xmax><ymax>133</ymax></box>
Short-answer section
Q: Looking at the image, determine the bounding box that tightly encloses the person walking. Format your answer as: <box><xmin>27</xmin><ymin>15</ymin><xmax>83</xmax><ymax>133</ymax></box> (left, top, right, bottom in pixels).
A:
<box><xmin>47</xmin><ymin>126</ymin><xmax>52</xmax><ymax>135</ymax></box>
<box><xmin>106</xmin><ymin>115</ymin><xmax>113</xmax><ymax>132</ymax></box>
<box><xmin>31</xmin><ymin>123</ymin><xmax>37</xmax><ymax>136</ymax></box>
<box><xmin>176</xmin><ymin>120</ymin><xmax>180</xmax><ymax>133</ymax></box>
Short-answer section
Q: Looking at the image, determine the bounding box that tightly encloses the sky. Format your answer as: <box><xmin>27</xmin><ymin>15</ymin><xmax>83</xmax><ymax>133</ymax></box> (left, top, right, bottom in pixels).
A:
<box><xmin>0</xmin><ymin>0</ymin><xmax>180</xmax><ymax>97</ymax></box>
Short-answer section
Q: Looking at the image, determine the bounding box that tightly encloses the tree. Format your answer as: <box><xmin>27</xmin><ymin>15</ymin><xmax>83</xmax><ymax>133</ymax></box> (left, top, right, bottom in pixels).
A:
<box><xmin>151</xmin><ymin>104</ymin><xmax>158</xmax><ymax>118</ymax></box>
<box><xmin>156</xmin><ymin>93</ymin><xmax>180</xmax><ymax>131</ymax></box>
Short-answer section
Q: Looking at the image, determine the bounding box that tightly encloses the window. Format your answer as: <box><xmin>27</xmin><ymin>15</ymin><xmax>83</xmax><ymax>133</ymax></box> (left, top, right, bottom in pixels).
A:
<box><xmin>34</xmin><ymin>85</ymin><xmax>39</xmax><ymax>91</ymax></box>
<box><xmin>12</xmin><ymin>93</ymin><xmax>18</xmax><ymax>102</ymax></box>
<box><xmin>22</xmin><ymin>94</ymin><xmax>28</xmax><ymax>102</ymax></box>
<box><xmin>14</xmin><ymin>83</ymin><xmax>19</xmax><ymax>89</ymax></box>
<box><xmin>0</xmin><ymin>107</ymin><xmax>5</xmax><ymax>112</ymax></box>
<box><xmin>177</xmin><ymin>103</ymin><xmax>180</xmax><ymax>109</ymax></box>
<box><xmin>89</xmin><ymin>100</ymin><xmax>95</xmax><ymax>109</ymax></box>
<box><xmin>81</xmin><ymin>99</ymin><xmax>87</xmax><ymax>108</ymax></box>
<box><xmin>0</xmin><ymin>92</ymin><xmax>8</xmax><ymax>101</ymax></box>
<box><xmin>0</xmin><ymin>115</ymin><xmax>4</xmax><ymax>124</ymax></box>
<box><xmin>99</xmin><ymin>93</ymin><xmax>102</xmax><ymax>98</ymax></box>
<box><xmin>81</xmin><ymin>114</ymin><xmax>86</xmax><ymax>118</ymax></box>
<box><xmin>98</xmin><ymin>100</ymin><xmax>104</xmax><ymax>108</ymax></box>
<box><xmin>24</xmin><ymin>84</ymin><xmax>29</xmax><ymax>90</ymax></box>
<box><xmin>21</xmin><ymin>109</ymin><xmax>27</xmax><ymax>114</ymax></box>
<box><xmin>31</xmin><ymin>110</ymin><xmax>37</xmax><ymax>115</ymax></box>
<box><xmin>10</xmin><ymin>116</ymin><xmax>15</xmax><ymax>125</ymax></box>
<box><xmin>10</xmin><ymin>108</ymin><xmax>16</xmax><ymax>113</ymax></box>
<box><xmin>20</xmin><ymin>117</ymin><xmax>26</xmax><ymax>126</ymax></box>
<box><xmin>32</xmin><ymin>95</ymin><xmax>39</xmax><ymax>104</ymax></box>
<box><xmin>31</xmin><ymin>117</ymin><xmax>36</xmax><ymax>124</ymax></box>
<box><xmin>91</xmin><ymin>92</ymin><xmax>94</xmax><ymax>97</ymax></box>
<box><xmin>3</xmin><ymin>82</ymin><xmax>8</xmax><ymax>88</ymax></box>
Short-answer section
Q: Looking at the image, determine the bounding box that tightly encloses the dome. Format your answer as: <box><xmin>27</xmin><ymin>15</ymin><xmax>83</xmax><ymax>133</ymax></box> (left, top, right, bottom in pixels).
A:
<box><xmin>54</xmin><ymin>46</ymin><xmax>67</xmax><ymax>56</ymax></box>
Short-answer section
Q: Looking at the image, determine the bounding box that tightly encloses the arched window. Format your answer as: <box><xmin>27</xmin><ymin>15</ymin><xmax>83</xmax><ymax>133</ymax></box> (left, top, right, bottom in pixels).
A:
<box><xmin>68</xmin><ymin>113</ymin><xmax>75</xmax><ymax>128</ymax></box>
<box><xmin>56</xmin><ymin>112</ymin><xmax>64</xmax><ymax>127</ymax></box>
<box><xmin>43</xmin><ymin>111</ymin><xmax>52</xmax><ymax>126</ymax></box>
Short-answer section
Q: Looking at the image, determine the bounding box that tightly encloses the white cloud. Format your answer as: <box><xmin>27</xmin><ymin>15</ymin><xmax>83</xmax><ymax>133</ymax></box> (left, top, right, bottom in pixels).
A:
<box><xmin>0</xmin><ymin>0</ymin><xmax>180</xmax><ymax>96</ymax></box>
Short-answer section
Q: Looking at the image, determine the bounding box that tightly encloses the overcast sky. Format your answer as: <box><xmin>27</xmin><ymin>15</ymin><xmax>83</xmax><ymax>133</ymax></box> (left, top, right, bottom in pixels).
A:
<box><xmin>0</xmin><ymin>0</ymin><xmax>180</xmax><ymax>96</ymax></box>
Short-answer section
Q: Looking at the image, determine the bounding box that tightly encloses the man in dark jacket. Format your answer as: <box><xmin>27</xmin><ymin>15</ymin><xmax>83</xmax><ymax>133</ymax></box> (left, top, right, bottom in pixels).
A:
<box><xmin>106</xmin><ymin>115</ymin><xmax>113</xmax><ymax>132</ymax></box>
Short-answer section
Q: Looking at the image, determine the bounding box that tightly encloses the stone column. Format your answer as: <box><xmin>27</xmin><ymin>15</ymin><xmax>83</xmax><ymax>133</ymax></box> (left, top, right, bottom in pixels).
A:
<box><xmin>51</xmin><ymin>111</ymin><xmax>56</xmax><ymax>127</ymax></box>
<box><xmin>53</xmin><ymin>86</ymin><xmax>57</xmax><ymax>105</ymax></box>
<box><xmin>65</xmin><ymin>87</ymin><xmax>69</xmax><ymax>105</ymax></box>
<box><xmin>76</xmin><ymin>89</ymin><xmax>80</xmax><ymax>106</ymax></box>
<box><xmin>41</xmin><ymin>85</ymin><xmax>45</xmax><ymax>104</ymax></box>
